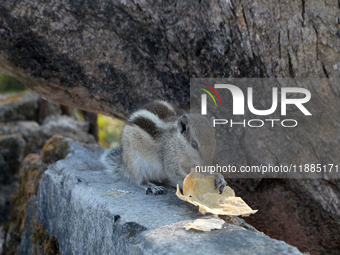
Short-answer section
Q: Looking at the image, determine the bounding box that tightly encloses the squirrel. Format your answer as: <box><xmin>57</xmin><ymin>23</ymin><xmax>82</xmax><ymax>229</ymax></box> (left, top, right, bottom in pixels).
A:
<box><xmin>101</xmin><ymin>100</ymin><xmax>226</xmax><ymax>195</ymax></box>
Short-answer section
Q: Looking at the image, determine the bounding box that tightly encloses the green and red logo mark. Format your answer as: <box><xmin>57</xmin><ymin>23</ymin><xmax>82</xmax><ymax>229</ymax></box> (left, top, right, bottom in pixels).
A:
<box><xmin>197</xmin><ymin>82</ymin><xmax>223</xmax><ymax>106</ymax></box>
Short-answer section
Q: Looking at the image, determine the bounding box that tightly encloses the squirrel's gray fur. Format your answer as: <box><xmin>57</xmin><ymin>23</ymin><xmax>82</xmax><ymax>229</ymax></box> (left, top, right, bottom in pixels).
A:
<box><xmin>101</xmin><ymin>100</ymin><xmax>226</xmax><ymax>195</ymax></box>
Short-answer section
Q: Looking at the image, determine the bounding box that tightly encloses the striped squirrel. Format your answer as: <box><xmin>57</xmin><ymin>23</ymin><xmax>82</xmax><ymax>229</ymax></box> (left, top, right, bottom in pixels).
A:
<box><xmin>101</xmin><ymin>100</ymin><xmax>226</xmax><ymax>195</ymax></box>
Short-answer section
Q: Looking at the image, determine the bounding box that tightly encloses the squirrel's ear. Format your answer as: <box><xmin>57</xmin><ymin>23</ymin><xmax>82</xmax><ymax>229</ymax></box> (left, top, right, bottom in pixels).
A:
<box><xmin>209</xmin><ymin>116</ymin><xmax>215</xmax><ymax>124</ymax></box>
<box><xmin>177</xmin><ymin>114</ymin><xmax>188</xmax><ymax>134</ymax></box>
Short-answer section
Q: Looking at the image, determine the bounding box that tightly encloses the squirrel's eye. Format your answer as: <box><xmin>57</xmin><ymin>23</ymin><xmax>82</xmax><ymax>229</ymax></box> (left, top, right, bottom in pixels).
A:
<box><xmin>191</xmin><ymin>140</ymin><xmax>198</xmax><ymax>150</ymax></box>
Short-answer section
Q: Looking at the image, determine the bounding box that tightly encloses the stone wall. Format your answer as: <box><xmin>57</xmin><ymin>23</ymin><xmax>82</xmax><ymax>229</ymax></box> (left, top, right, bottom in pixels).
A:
<box><xmin>4</xmin><ymin>136</ymin><xmax>303</xmax><ymax>255</ymax></box>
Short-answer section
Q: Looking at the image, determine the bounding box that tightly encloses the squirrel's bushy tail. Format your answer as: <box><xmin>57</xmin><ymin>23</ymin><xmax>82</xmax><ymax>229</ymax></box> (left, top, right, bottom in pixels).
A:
<box><xmin>101</xmin><ymin>146</ymin><xmax>125</xmax><ymax>178</ymax></box>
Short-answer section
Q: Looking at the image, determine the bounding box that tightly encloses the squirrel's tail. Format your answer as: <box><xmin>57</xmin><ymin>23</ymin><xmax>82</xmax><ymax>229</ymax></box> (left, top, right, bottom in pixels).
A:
<box><xmin>101</xmin><ymin>146</ymin><xmax>125</xmax><ymax>178</ymax></box>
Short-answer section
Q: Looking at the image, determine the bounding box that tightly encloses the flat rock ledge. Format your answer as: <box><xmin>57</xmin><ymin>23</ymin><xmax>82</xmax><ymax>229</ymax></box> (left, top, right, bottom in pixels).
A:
<box><xmin>20</xmin><ymin>138</ymin><xmax>303</xmax><ymax>255</ymax></box>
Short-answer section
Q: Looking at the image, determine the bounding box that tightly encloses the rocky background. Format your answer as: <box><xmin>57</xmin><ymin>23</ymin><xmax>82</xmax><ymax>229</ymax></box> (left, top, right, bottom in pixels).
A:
<box><xmin>0</xmin><ymin>90</ymin><xmax>96</xmax><ymax>254</ymax></box>
<box><xmin>0</xmin><ymin>0</ymin><xmax>339</xmax><ymax>118</ymax></box>
<box><xmin>0</xmin><ymin>0</ymin><xmax>339</xmax><ymax>254</ymax></box>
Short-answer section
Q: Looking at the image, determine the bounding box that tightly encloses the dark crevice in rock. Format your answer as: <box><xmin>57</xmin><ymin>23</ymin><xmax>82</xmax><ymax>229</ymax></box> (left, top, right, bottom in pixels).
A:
<box><xmin>301</xmin><ymin>0</ymin><xmax>305</xmax><ymax>27</ymax></box>
<box><xmin>322</xmin><ymin>62</ymin><xmax>329</xmax><ymax>78</ymax></box>
<box><xmin>288</xmin><ymin>52</ymin><xmax>295</xmax><ymax>78</ymax></box>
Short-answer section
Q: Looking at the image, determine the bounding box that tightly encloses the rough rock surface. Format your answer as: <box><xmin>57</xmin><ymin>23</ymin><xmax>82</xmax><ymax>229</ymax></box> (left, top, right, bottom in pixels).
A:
<box><xmin>0</xmin><ymin>91</ymin><xmax>61</xmax><ymax>123</ymax></box>
<box><xmin>15</xmin><ymin>138</ymin><xmax>303</xmax><ymax>255</ymax></box>
<box><xmin>0</xmin><ymin>134</ymin><xmax>25</xmax><ymax>185</ymax></box>
<box><xmin>0</xmin><ymin>92</ymin><xmax>39</xmax><ymax>122</ymax></box>
<box><xmin>0</xmin><ymin>227</ymin><xmax>4</xmax><ymax>254</ymax></box>
<box><xmin>0</xmin><ymin>182</ymin><xmax>19</xmax><ymax>224</ymax></box>
<box><xmin>2</xmin><ymin>153</ymin><xmax>48</xmax><ymax>255</ymax></box>
<box><xmin>0</xmin><ymin>117</ymin><xmax>96</xmax><ymax>154</ymax></box>
<box><xmin>0</xmin><ymin>135</ymin><xmax>25</xmax><ymax>223</ymax></box>
<box><xmin>0</xmin><ymin>0</ymin><xmax>339</xmax><ymax>118</ymax></box>
<box><xmin>0</xmin><ymin>91</ymin><xmax>95</xmax><ymax>232</ymax></box>
<box><xmin>0</xmin><ymin>91</ymin><xmax>96</xmax><ymax>154</ymax></box>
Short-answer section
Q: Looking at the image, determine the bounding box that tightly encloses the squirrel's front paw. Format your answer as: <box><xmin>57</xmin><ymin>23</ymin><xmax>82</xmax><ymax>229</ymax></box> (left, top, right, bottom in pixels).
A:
<box><xmin>145</xmin><ymin>185</ymin><xmax>165</xmax><ymax>195</ymax></box>
<box><xmin>214</xmin><ymin>174</ymin><xmax>227</xmax><ymax>194</ymax></box>
<box><xmin>140</xmin><ymin>181</ymin><xmax>165</xmax><ymax>195</ymax></box>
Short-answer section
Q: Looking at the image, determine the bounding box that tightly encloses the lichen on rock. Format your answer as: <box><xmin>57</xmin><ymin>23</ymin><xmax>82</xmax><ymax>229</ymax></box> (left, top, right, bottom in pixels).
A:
<box><xmin>41</xmin><ymin>135</ymin><xmax>70</xmax><ymax>164</ymax></box>
<box><xmin>2</xmin><ymin>154</ymin><xmax>47</xmax><ymax>254</ymax></box>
